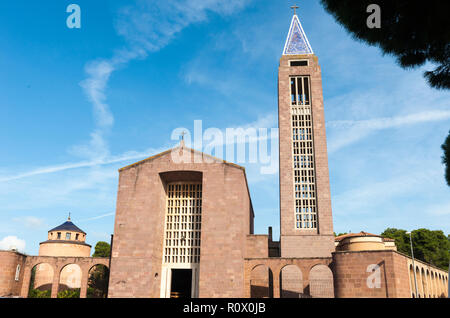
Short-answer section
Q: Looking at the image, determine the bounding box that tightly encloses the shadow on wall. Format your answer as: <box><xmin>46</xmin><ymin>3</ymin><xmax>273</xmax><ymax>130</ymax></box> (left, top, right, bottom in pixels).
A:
<box><xmin>250</xmin><ymin>265</ymin><xmax>274</xmax><ymax>298</ymax></box>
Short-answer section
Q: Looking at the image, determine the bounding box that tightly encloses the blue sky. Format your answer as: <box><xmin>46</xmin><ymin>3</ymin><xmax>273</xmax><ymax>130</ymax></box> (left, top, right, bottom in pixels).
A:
<box><xmin>0</xmin><ymin>0</ymin><xmax>449</xmax><ymax>255</ymax></box>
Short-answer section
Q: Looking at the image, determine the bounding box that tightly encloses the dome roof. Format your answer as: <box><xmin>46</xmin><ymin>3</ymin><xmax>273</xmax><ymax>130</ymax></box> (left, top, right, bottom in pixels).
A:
<box><xmin>335</xmin><ymin>231</ymin><xmax>395</xmax><ymax>242</ymax></box>
<box><xmin>48</xmin><ymin>218</ymin><xmax>86</xmax><ymax>235</ymax></box>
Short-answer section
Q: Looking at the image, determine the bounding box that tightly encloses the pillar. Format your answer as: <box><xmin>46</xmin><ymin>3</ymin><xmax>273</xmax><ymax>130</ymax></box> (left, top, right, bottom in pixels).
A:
<box><xmin>20</xmin><ymin>264</ymin><xmax>32</xmax><ymax>298</ymax></box>
<box><xmin>80</xmin><ymin>266</ymin><xmax>89</xmax><ymax>298</ymax></box>
<box><xmin>272</xmin><ymin>267</ymin><xmax>280</xmax><ymax>298</ymax></box>
<box><xmin>50</xmin><ymin>265</ymin><xmax>60</xmax><ymax>298</ymax></box>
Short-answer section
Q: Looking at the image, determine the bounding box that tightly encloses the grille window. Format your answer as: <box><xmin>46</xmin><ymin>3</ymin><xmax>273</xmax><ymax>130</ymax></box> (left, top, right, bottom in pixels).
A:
<box><xmin>163</xmin><ymin>183</ymin><xmax>202</xmax><ymax>264</ymax></box>
<box><xmin>290</xmin><ymin>76</ymin><xmax>317</xmax><ymax>229</ymax></box>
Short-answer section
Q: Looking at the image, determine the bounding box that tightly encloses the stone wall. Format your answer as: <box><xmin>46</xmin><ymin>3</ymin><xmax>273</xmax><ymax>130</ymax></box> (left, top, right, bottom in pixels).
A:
<box><xmin>108</xmin><ymin>148</ymin><xmax>254</xmax><ymax>298</ymax></box>
<box><xmin>0</xmin><ymin>251</ymin><xmax>109</xmax><ymax>298</ymax></box>
<box><xmin>245</xmin><ymin>235</ymin><xmax>269</xmax><ymax>259</ymax></box>
<box><xmin>0</xmin><ymin>251</ymin><xmax>27</xmax><ymax>297</ymax></box>
<box><xmin>244</xmin><ymin>257</ymin><xmax>333</xmax><ymax>298</ymax></box>
<box><xmin>332</xmin><ymin>250</ymin><xmax>448</xmax><ymax>298</ymax></box>
<box><xmin>278</xmin><ymin>54</ymin><xmax>334</xmax><ymax>258</ymax></box>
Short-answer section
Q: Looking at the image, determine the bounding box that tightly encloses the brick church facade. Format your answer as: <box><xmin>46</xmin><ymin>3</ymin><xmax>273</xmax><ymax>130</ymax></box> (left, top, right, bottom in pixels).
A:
<box><xmin>0</xmin><ymin>13</ymin><xmax>448</xmax><ymax>298</ymax></box>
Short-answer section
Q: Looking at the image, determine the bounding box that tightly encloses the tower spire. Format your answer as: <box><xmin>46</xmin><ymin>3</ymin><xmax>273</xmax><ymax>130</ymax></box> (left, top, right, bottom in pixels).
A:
<box><xmin>283</xmin><ymin>7</ymin><xmax>313</xmax><ymax>55</ymax></box>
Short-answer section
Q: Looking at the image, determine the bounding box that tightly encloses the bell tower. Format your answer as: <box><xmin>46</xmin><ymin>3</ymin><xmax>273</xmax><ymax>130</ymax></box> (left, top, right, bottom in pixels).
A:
<box><xmin>278</xmin><ymin>12</ymin><xmax>334</xmax><ymax>257</ymax></box>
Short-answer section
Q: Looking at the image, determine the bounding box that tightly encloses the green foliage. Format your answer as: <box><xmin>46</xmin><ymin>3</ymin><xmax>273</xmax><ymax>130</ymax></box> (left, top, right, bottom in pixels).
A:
<box><xmin>28</xmin><ymin>267</ymin><xmax>36</xmax><ymax>294</ymax></box>
<box><xmin>57</xmin><ymin>289</ymin><xmax>80</xmax><ymax>298</ymax></box>
<box><xmin>381</xmin><ymin>228</ymin><xmax>450</xmax><ymax>270</ymax></box>
<box><xmin>86</xmin><ymin>287</ymin><xmax>95</xmax><ymax>298</ymax></box>
<box><xmin>88</xmin><ymin>265</ymin><xmax>109</xmax><ymax>298</ymax></box>
<box><xmin>92</xmin><ymin>241</ymin><xmax>111</xmax><ymax>258</ymax></box>
<box><xmin>28</xmin><ymin>289</ymin><xmax>51</xmax><ymax>298</ymax></box>
<box><xmin>442</xmin><ymin>131</ymin><xmax>450</xmax><ymax>186</ymax></box>
<box><xmin>320</xmin><ymin>0</ymin><xmax>450</xmax><ymax>89</ymax></box>
<box><xmin>90</xmin><ymin>241</ymin><xmax>110</xmax><ymax>297</ymax></box>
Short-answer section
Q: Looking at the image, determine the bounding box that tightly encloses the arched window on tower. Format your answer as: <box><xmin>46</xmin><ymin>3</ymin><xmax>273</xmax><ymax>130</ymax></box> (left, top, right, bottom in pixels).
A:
<box><xmin>15</xmin><ymin>264</ymin><xmax>21</xmax><ymax>281</ymax></box>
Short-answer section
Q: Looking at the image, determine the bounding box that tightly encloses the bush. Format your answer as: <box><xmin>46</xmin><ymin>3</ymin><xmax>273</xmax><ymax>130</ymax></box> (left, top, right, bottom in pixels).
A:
<box><xmin>57</xmin><ymin>289</ymin><xmax>80</xmax><ymax>298</ymax></box>
<box><xmin>28</xmin><ymin>289</ymin><xmax>51</xmax><ymax>298</ymax></box>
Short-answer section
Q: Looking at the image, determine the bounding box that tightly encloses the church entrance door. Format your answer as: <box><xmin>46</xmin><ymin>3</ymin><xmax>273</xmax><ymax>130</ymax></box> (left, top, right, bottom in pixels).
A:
<box><xmin>170</xmin><ymin>269</ymin><xmax>192</xmax><ymax>298</ymax></box>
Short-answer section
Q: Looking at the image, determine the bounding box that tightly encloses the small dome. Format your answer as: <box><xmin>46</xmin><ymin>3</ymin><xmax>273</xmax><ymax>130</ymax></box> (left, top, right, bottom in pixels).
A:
<box><xmin>48</xmin><ymin>218</ymin><xmax>86</xmax><ymax>235</ymax></box>
<box><xmin>335</xmin><ymin>231</ymin><xmax>380</xmax><ymax>242</ymax></box>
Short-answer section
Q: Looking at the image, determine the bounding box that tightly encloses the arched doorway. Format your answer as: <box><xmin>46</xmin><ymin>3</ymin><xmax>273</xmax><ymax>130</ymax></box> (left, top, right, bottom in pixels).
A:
<box><xmin>409</xmin><ymin>264</ymin><xmax>416</xmax><ymax>297</ymax></box>
<box><xmin>250</xmin><ymin>265</ymin><xmax>273</xmax><ymax>298</ymax></box>
<box><xmin>421</xmin><ymin>268</ymin><xmax>427</xmax><ymax>298</ymax></box>
<box><xmin>280</xmin><ymin>265</ymin><xmax>303</xmax><ymax>298</ymax></box>
<box><xmin>87</xmin><ymin>264</ymin><xmax>109</xmax><ymax>298</ymax></box>
<box><xmin>58</xmin><ymin>264</ymin><xmax>82</xmax><ymax>298</ymax></box>
<box><xmin>416</xmin><ymin>267</ymin><xmax>422</xmax><ymax>297</ymax></box>
<box><xmin>28</xmin><ymin>263</ymin><xmax>53</xmax><ymax>298</ymax></box>
<box><xmin>309</xmin><ymin>264</ymin><xmax>334</xmax><ymax>298</ymax></box>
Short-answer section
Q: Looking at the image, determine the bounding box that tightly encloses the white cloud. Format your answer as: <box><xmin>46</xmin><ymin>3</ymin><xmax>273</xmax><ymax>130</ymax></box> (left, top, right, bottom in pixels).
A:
<box><xmin>0</xmin><ymin>147</ymin><xmax>165</xmax><ymax>183</ymax></box>
<box><xmin>79</xmin><ymin>213</ymin><xmax>115</xmax><ymax>222</ymax></box>
<box><xmin>327</xmin><ymin>110</ymin><xmax>450</xmax><ymax>153</ymax></box>
<box><xmin>12</xmin><ymin>217</ymin><xmax>45</xmax><ymax>229</ymax></box>
<box><xmin>68</xmin><ymin>0</ymin><xmax>251</xmax><ymax>187</ymax></box>
<box><xmin>0</xmin><ymin>111</ymin><xmax>279</xmax><ymax>184</ymax></box>
<box><xmin>328</xmin><ymin>110</ymin><xmax>450</xmax><ymax>130</ymax></box>
<box><xmin>0</xmin><ymin>236</ymin><xmax>26</xmax><ymax>253</ymax></box>
<box><xmin>332</xmin><ymin>165</ymin><xmax>442</xmax><ymax>217</ymax></box>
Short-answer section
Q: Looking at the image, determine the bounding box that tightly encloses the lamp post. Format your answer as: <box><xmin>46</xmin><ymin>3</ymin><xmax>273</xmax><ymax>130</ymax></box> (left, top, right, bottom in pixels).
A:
<box><xmin>406</xmin><ymin>231</ymin><xmax>419</xmax><ymax>297</ymax></box>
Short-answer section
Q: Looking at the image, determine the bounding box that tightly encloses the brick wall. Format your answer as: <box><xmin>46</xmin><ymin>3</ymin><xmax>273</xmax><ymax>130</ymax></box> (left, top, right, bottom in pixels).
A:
<box><xmin>332</xmin><ymin>250</ymin><xmax>412</xmax><ymax>298</ymax></box>
<box><xmin>244</xmin><ymin>257</ymin><xmax>333</xmax><ymax>298</ymax></box>
<box><xmin>0</xmin><ymin>250</ymin><xmax>27</xmax><ymax>297</ymax></box>
<box><xmin>245</xmin><ymin>235</ymin><xmax>269</xmax><ymax>259</ymax></box>
<box><xmin>278</xmin><ymin>54</ymin><xmax>334</xmax><ymax>258</ymax></box>
<box><xmin>108</xmin><ymin>148</ymin><xmax>253</xmax><ymax>298</ymax></box>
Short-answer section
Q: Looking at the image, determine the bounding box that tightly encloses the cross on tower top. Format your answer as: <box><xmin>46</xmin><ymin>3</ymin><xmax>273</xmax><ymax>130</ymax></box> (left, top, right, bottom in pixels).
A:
<box><xmin>180</xmin><ymin>130</ymin><xmax>186</xmax><ymax>148</ymax></box>
<box><xmin>291</xmin><ymin>4</ymin><xmax>299</xmax><ymax>15</ymax></box>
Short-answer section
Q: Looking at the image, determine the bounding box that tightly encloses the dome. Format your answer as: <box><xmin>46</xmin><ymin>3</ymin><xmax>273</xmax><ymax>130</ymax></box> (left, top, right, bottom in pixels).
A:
<box><xmin>48</xmin><ymin>219</ymin><xmax>86</xmax><ymax>235</ymax></box>
<box><xmin>335</xmin><ymin>231</ymin><xmax>397</xmax><ymax>252</ymax></box>
<box><xmin>39</xmin><ymin>215</ymin><xmax>91</xmax><ymax>257</ymax></box>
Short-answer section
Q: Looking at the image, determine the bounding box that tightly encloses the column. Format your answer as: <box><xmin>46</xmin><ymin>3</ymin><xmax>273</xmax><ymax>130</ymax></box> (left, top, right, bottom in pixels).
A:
<box><xmin>80</xmin><ymin>266</ymin><xmax>89</xmax><ymax>298</ymax></box>
<box><xmin>50</xmin><ymin>265</ymin><xmax>60</xmax><ymax>298</ymax></box>
<box><xmin>20</xmin><ymin>264</ymin><xmax>32</xmax><ymax>298</ymax></box>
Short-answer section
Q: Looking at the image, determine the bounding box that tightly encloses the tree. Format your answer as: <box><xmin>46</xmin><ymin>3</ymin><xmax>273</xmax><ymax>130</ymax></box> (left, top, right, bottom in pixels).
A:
<box><xmin>92</xmin><ymin>241</ymin><xmax>111</xmax><ymax>258</ymax></box>
<box><xmin>380</xmin><ymin>228</ymin><xmax>411</xmax><ymax>254</ymax></box>
<box><xmin>88</xmin><ymin>265</ymin><xmax>109</xmax><ymax>298</ymax></box>
<box><xmin>442</xmin><ymin>131</ymin><xmax>450</xmax><ymax>186</ymax></box>
<box><xmin>381</xmin><ymin>228</ymin><xmax>450</xmax><ymax>270</ymax></box>
<box><xmin>89</xmin><ymin>241</ymin><xmax>111</xmax><ymax>298</ymax></box>
<box><xmin>320</xmin><ymin>0</ymin><xmax>450</xmax><ymax>89</ymax></box>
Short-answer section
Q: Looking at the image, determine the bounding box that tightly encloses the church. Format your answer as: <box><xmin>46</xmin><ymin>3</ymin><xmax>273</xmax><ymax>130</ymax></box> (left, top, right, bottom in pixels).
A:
<box><xmin>0</xmin><ymin>12</ymin><xmax>448</xmax><ymax>299</ymax></box>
